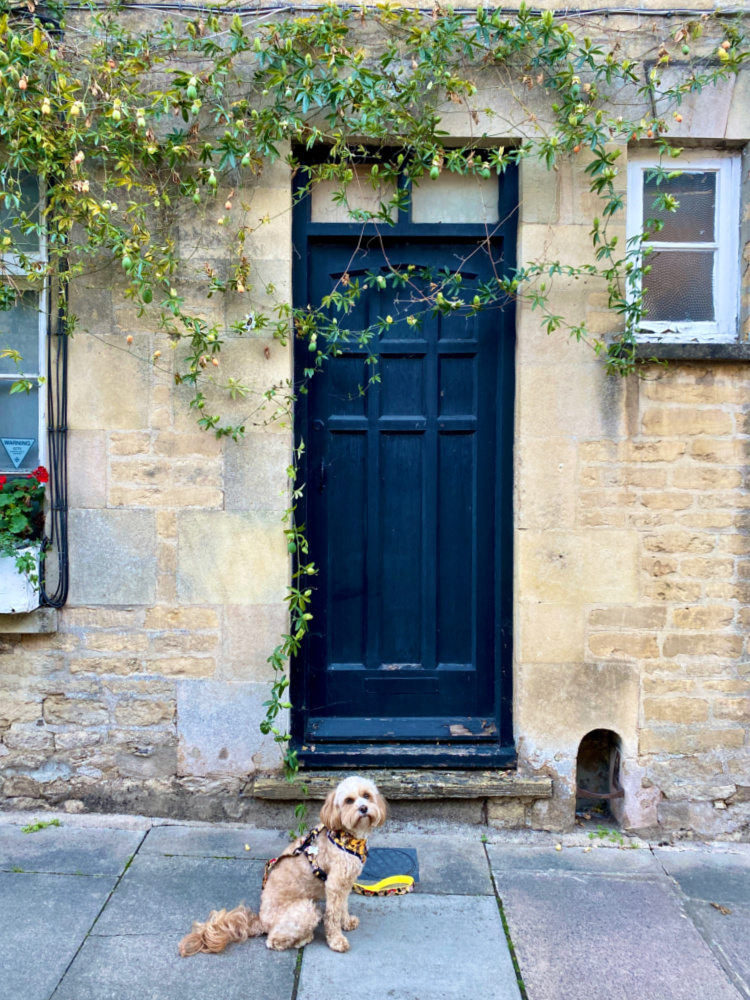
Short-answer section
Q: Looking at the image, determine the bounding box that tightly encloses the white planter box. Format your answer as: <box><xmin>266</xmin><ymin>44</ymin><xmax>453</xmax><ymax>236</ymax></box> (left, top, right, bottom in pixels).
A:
<box><xmin>0</xmin><ymin>545</ymin><xmax>40</xmax><ymax>614</ymax></box>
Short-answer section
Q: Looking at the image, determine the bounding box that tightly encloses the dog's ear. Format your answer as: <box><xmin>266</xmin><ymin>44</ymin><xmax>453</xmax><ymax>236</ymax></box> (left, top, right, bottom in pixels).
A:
<box><xmin>372</xmin><ymin>790</ymin><xmax>388</xmax><ymax>828</ymax></box>
<box><xmin>319</xmin><ymin>789</ymin><xmax>341</xmax><ymax>830</ymax></box>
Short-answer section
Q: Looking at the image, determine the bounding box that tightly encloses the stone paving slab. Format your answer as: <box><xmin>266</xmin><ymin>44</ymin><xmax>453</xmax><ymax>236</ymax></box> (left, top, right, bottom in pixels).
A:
<box><xmin>296</xmin><ymin>894</ymin><xmax>521</xmax><ymax>1000</ymax></box>
<box><xmin>141</xmin><ymin>825</ymin><xmax>288</xmax><ymax>860</ymax></box>
<box><xmin>93</xmin><ymin>854</ymin><xmax>266</xmax><ymax>936</ymax></box>
<box><xmin>0</xmin><ymin>872</ymin><xmax>116</xmax><ymax>1000</ymax></box>
<box><xmin>0</xmin><ymin>826</ymin><xmax>144</xmax><ymax>875</ymax></box>
<box><xmin>655</xmin><ymin>849</ymin><xmax>750</xmax><ymax>906</ymax></box>
<box><xmin>487</xmin><ymin>842</ymin><xmax>663</xmax><ymax>877</ymax></box>
<box><xmin>688</xmin><ymin>902</ymin><xmax>750</xmax><ymax>1000</ymax></box>
<box><xmin>53</xmin><ymin>932</ymin><xmax>297</xmax><ymax>1000</ymax></box>
<box><xmin>372</xmin><ymin>832</ymin><xmax>493</xmax><ymax>895</ymax></box>
<box><xmin>494</xmin><ymin>870</ymin><xmax>741</xmax><ymax>1000</ymax></box>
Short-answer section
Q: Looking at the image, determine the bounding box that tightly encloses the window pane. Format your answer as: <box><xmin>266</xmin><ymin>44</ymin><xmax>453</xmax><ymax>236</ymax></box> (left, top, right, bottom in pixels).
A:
<box><xmin>0</xmin><ymin>173</ymin><xmax>41</xmax><ymax>254</ymax></box>
<box><xmin>0</xmin><ymin>381</ymin><xmax>40</xmax><ymax>471</ymax></box>
<box><xmin>411</xmin><ymin>172</ymin><xmax>499</xmax><ymax>224</ymax></box>
<box><xmin>643</xmin><ymin>171</ymin><xmax>715</xmax><ymax>243</ymax></box>
<box><xmin>0</xmin><ymin>292</ymin><xmax>41</xmax><ymax>375</ymax></box>
<box><xmin>310</xmin><ymin>165</ymin><xmax>397</xmax><ymax>223</ymax></box>
<box><xmin>643</xmin><ymin>250</ymin><xmax>714</xmax><ymax>322</ymax></box>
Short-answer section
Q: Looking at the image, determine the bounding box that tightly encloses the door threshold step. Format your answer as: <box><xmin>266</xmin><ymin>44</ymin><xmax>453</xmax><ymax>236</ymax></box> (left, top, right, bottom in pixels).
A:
<box><xmin>251</xmin><ymin>768</ymin><xmax>552</xmax><ymax>801</ymax></box>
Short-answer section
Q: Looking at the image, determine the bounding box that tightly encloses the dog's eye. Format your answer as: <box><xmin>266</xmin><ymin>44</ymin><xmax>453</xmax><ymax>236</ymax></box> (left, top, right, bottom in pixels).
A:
<box><xmin>362</xmin><ymin>792</ymin><xmax>371</xmax><ymax>800</ymax></box>
<box><xmin>344</xmin><ymin>797</ymin><xmax>354</xmax><ymax>804</ymax></box>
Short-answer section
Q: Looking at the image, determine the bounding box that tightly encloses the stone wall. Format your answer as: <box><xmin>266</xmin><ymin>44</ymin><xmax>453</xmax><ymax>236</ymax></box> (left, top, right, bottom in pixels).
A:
<box><xmin>1</xmin><ymin>6</ymin><xmax>749</xmax><ymax>837</ymax></box>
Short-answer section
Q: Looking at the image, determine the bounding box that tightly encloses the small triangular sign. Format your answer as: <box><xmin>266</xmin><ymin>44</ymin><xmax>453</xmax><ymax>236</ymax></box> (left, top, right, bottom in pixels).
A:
<box><xmin>1</xmin><ymin>438</ymin><xmax>34</xmax><ymax>469</ymax></box>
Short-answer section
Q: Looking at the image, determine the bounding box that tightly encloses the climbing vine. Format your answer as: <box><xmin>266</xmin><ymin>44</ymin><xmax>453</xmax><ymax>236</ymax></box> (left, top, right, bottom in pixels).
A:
<box><xmin>0</xmin><ymin>0</ymin><xmax>747</xmax><ymax>791</ymax></box>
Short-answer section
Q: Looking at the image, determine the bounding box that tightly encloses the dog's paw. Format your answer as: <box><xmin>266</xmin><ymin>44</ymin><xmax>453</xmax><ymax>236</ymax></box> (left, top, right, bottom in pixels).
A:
<box><xmin>342</xmin><ymin>915</ymin><xmax>359</xmax><ymax>931</ymax></box>
<box><xmin>327</xmin><ymin>934</ymin><xmax>350</xmax><ymax>953</ymax></box>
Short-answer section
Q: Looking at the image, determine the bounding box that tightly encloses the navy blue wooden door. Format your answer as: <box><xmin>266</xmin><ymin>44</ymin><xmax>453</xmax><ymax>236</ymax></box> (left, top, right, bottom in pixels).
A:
<box><xmin>298</xmin><ymin>235</ymin><xmax>514</xmax><ymax>749</ymax></box>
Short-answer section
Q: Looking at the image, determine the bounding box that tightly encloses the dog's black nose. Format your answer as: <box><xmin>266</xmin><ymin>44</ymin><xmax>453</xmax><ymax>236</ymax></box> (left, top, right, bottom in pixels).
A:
<box><xmin>359</xmin><ymin>805</ymin><xmax>368</xmax><ymax>815</ymax></box>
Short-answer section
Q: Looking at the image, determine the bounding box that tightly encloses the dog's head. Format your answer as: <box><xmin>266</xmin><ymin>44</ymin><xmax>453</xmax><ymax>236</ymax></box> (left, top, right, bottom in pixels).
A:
<box><xmin>319</xmin><ymin>776</ymin><xmax>387</xmax><ymax>836</ymax></box>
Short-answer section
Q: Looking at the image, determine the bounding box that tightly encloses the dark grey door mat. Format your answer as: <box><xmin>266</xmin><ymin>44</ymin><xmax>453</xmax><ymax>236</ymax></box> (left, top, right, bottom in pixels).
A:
<box><xmin>361</xmin><ymin>848</ymin><xmax>419</xmax><ymax>883</ymax></box>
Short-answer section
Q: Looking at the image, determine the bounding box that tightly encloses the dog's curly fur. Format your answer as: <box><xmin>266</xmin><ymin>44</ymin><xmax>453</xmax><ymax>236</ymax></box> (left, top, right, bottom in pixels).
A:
<box><xmin>178</xmin><ymin>776</ymin><xmax>387</xmax><ymax>956</ymax></box>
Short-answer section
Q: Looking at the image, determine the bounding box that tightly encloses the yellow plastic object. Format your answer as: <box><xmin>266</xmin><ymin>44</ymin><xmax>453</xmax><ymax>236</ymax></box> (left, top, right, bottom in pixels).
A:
<box><xmin>352</xmin><ymin>875</ymin><xmax>415</xmax><ymax>897</ymax></box>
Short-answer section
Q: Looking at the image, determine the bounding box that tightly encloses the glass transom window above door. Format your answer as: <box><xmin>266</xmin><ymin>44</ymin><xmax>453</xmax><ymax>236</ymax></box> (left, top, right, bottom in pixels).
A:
<box><xmin>626</xmin><ymin>151</ymin><xmax>740</xmax><ymax>343</ymax></box>
<box><xmin>309</xmin><ymin>161</ymin><xmax>503</xmax><ymax>227</ymax></box>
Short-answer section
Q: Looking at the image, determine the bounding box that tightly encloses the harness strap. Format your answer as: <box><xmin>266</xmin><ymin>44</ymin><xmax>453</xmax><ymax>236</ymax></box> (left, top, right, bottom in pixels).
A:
<box><xmin>262</xmin><ymin>824</ymin><xmax>368</xmax><ymax>888</ymax></box>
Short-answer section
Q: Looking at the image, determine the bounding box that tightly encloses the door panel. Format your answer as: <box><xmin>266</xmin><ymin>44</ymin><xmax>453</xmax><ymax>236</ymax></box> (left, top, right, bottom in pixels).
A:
<box><xmin>301</xmin><ymin>236</ymin><xmax>512</xmax><ymax>743</ymax></box>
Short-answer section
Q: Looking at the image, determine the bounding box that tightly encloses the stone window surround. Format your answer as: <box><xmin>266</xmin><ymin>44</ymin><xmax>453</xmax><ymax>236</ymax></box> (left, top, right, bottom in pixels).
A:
<box><xmin>626</xmin><ymin>148</ymin><xmax>742</xmax><ymax>346</ymax></box>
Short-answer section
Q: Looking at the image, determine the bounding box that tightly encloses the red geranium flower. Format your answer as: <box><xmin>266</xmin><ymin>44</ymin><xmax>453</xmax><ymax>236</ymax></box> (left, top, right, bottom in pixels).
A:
<box><xmin>30</xmin><ymin>466</ymin><xmax>49</xmax><ymax>484</ymax></box>
<box><xmin>0</xmin><ymin>475</ymin><xmax>6</xmax><ymax>488</ymax></box>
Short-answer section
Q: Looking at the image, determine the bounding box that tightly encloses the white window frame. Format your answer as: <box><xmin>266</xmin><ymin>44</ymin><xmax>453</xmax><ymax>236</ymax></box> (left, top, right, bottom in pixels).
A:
<box><xmin>0</xmin><ymin>177</ymin><xmax>47</xmax><ymax>476</ymax></box>
<box><xmin>626</xmin><ymin>150</ymin><xmax>741</xmax><ymax>344</ymax></box>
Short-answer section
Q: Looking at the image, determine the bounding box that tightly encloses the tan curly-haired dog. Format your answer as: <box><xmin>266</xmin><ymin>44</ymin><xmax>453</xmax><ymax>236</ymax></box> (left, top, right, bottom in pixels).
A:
<box><xmin>178</xmin><ymin>775</ymin><xmax>387</xmax><ymax>955</ymax></box>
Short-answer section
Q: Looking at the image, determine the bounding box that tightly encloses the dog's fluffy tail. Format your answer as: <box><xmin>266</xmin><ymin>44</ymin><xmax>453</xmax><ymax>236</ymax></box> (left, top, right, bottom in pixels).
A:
<box><xmin>178</xmin><ymin>905</ymin><xmax>263</xmax><ymax>956</ymax></box>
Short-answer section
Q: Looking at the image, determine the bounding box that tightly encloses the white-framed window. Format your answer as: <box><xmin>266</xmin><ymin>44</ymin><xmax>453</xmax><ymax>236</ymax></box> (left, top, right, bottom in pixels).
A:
<box><xmin>0</xmin><ymin>173</ymin><xmax>46</xmax><ymax>474</ymax></box>
<box><xmin>626</xmin><ymin>150</ymin><xmax>741</xmax><ymax>343</ymax></box>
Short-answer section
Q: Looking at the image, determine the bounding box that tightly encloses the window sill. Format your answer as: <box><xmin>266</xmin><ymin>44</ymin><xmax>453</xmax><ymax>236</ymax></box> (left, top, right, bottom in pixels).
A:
<box><xmin>636</xmin><ymin>342</ymin><xmax>750</xmax><ymax>362</ymax></box>
<box><xmin>0</xmin><ymin>607</ymin><xmax>58</xmax><ymax>634</ymax></box>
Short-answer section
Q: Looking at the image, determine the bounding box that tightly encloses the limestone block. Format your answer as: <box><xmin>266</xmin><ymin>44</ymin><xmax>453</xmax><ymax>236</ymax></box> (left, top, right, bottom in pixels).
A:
<box><xmin>68</xmin><ymin>333</ymin><xmax>150</xmax><ymax>430</ymax></box>
<box><xmin>672</xmin><ymin>606</ymin><xmax>734</xmax><ymax>629</ymax></box>
<box><xmin>518</xmin><ymin>529</ymin><xmax>639</xmax><ymax>604</ymax></box>
<box><xmin>144</xmin><ymin>607</ymin><xmax>219</xmax><ymax>630</ymax></box>
<box><xmin>654</xmin><ymin>70</ymin><xmax>735</xmax><ymax>140</ymax></box>
<box><xmin>68</xmin><ymin>510</ymin><xmax>157</xmax><ymax>605</ymax></box>
<box><xmin>640</xmin><ymin>728</ymin><xmax>744</xmax><ymax>754</ymax></box>
<box><xmin>63</xmin><ymin>607</ymin><xmax>145</xmax><ymax>628</ymax></box>
<box><xmin>487</xmin><ymin>797</ymin><xmax>529</xmax><ymax>829</ymax></box>
<box><xmin>224</xmin><ymin>433</ymin><xmax>291</xmax><ymax>512</ymax></box>
<box><xmin>109</xmin><ymin>432</ymin><xmax>150</xmax><ymax>456</ymax></box>
<box><xmin>642</xmin><ymin>408</ymin><xmax>734</xmax><ymax>437</ymax></box>
<box><xmin>43</xmin><ymin>695</ymin><xmax>108</xmax><ymax>726</ymax></box>
<box><xmin>148</xmin><ymin>656</ymin><xmax>215</xmax><ymax>678</ymax></box>
<box><xmin>517</xmin><ymin>659</ymin><xmax>639</xmax><ymax>758</ymax></box>
<box><xmin>518</xmin><ymin>602</ymin><xmax>584</xmax><ymax>663</ymax></box>
<box><xmin>70</xmin><ymin>656</ymin><xmax>143</xmax><ymax>675</ymax></box>
<box><xmin>643</xmin><ymin>698</ymin><xmax>709</xmax><ymax>724</ymax></box>
<box><xmin>67</xmin><ymin>431</ymin><xmax>107</xmax><ymax>508</ymax></box>
<box><xmin>620</xmin><ymin>440</ymin><xmax>687</xmax><ymax>462</ymax></box>
<box><xmin>224</xmin><ymin>258</ymin><xmax>292</xmax><ymax>326</ymax></box>
<box><xmin>713</xmin><ymin>699</ymin><xmax>750</xmax><ymax>723</ymax></box>
<box><xmin>150</xmin><ymin>632</ymin><xmax>218</xmax><ymax>655</ymax></box>
<box><xmin>176</xmin><ymin>679</ymin><xmax>283</xmax><ymax>777</ymax></box>
<box><xmin>3</xmin><ymin>726</ymin><xmax>54</xmax><ymax>751</ymax></box>
<box><xmin>516</xmin><ymin>438</ymin><xmax>577</xmax><ymax>529</ymax></box>
<box><xmin>172</xmin><ymin>337</ymin><xmax>292</xmax><ymax>434</ymax></box>
<box><xmin>517</xmin><ymin>363</ymin><xmax>628</xmax><ymax>442</ymax></box>
<box><xmin>152</xmin><ymin>432</ymin><xmax>223</xmax><ymax>458</ymax></box>
<box><xmin>643</xmin><ymin>531</ymin><xmax>715</xmax><ymax>554</ymax></box>
<box><xmin>519</xmin><ymin>158</ymin><xmax>558</xmax><ymax>225</ymax></box>
<box><xmin>662</xmin><ymin>634</ymin><xmax>743</xmax><ymax>659</ymax></box>
<box><xmin>587</xmin><ymin>633</ymin><xmax>659</xmax><ymax>661</ymax></box>
<box><xmin>177</xmin><ymin>510</ymin><xmax>288</xmax><ymax>605</ymax></box>
<box><xmin>115</xmin><ymin>745</ymin><xmax>177</xmax><ymax>780</ymax></box>
<box><xmin>648</xmin><ymin>757</ymin><xmax>736</xmax><ymax>802</ymax></box>
<box><xmin>588</xmin><ymin>606</ymin><xmax>666</xmax><ymax>629</ymax></box>
<box><xmin>114</xmin><ymin>700</ymin><xmax>175</xmax><ymax>726</ymax></box>
<box><xmin>218</xmin><ymin>604</ymin><xmax>290</xmax><ymax>683</ymax></box>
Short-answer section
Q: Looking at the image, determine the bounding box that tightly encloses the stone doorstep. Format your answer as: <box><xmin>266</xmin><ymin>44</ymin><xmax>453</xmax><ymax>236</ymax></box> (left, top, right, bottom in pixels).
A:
<box><xmin>251</xmin><ymin>769</ymin><xmax>553</xmax><ymax>800</ymax></box>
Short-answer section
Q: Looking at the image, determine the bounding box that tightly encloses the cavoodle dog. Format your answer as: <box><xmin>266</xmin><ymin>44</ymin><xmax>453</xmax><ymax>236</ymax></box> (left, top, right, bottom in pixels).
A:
<box><xmin>178</xmin><ymin>775</ymin><xmax>387</xmax><ymax>955</ymax></box>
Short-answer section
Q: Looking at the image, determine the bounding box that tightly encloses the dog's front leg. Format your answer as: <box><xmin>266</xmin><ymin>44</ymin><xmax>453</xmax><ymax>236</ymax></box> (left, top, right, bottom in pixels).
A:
<box><xmin>323</xmin><ymin>880</ymin><xmax>351</xmax><ymax>952</ymax></box>
<box><xmin>340</xmin><ymin>891</ymin><xmax>359</xmax><ymax>932</ymax></box>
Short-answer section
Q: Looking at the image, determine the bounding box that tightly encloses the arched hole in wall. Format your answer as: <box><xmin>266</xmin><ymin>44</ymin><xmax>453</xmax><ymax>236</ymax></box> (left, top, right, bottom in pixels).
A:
<box><xmin>575</xmin><ymin>729</ymin><xmax>624</xmax><ymax>824</ymax></box>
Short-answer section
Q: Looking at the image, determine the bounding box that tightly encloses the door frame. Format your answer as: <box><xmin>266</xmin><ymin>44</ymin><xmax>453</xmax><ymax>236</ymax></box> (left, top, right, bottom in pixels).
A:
<box><xmin>290</xmin><ymin>149</ymin><xmax>518</xmax><ymax>769</ymax></box>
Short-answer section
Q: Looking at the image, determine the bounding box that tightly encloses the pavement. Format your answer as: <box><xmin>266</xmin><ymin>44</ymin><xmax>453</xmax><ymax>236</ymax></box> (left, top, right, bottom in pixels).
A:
<box><xmin>0</xmin><ymin>813</ymin><xmax>749</xmax><ymax>1000</ymax></box>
